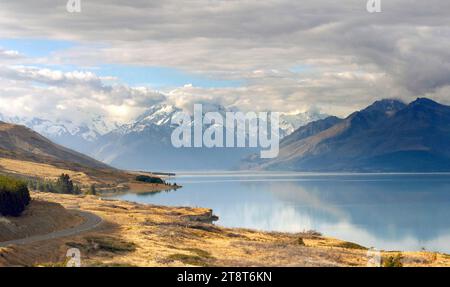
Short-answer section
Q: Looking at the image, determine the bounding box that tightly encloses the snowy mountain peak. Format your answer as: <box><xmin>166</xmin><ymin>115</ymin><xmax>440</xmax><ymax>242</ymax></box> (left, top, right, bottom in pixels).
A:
<box><xmin>0</xmin><ymin>113</ymin><xmax>118</xmax><ymax>142</ymax></box>
<box><xmin>135</xmin><ymin>104</ymin><xmax>180</xmax><ymax>124</ymax></box>
<box><xmin>279</xmin><ymin>110</ymin><xmax>329</xmax><ymax>137</ymax></box>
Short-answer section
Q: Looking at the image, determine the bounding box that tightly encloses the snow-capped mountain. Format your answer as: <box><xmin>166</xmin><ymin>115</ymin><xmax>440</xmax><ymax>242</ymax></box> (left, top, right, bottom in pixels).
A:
<box><xmin>91</xmin><ymin>104</ymin><xmax>329</xmax><ymax>170</ymax></box>
<box><xmin>114</xmin><ymin>104</ymin><xmax>182</xmax><ymax>135</ymax></box>
<box><xmin>0</xmin><ymin>104</ymin><xmax>329</xmax><ymax>171</ymax></box>
<box><xmin>279</xmin><ymin>110</ymin><xmax>329</xmax><ymax>138</ymax></box>
<box><xmin>91</xmin><ymin>103</ymin><xmax>252</xmax><ymax>170</ymax></box>
<box><xmin>113</xmin><ymin>103</ymin><xmax>327</xmax><ymax>138</ymax></box>
<box><xmin>0</xmin><ymin>113</ymin><xmax>119</xmax><ymax>154</ymax></box>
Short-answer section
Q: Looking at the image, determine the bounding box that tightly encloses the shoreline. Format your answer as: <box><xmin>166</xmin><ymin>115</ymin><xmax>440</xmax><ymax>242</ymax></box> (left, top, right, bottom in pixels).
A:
<box><xmin>1</xmin><ymin>191</ymin><xmax>449</xmax><ymax>267</ymax></box>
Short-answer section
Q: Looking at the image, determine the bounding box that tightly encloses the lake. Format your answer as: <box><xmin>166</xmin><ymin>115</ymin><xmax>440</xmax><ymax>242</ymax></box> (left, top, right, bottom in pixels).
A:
<box><xmin>110</xmin><ymin>172</ymin><xmax>450</xmax><ymax>253</ymax></box>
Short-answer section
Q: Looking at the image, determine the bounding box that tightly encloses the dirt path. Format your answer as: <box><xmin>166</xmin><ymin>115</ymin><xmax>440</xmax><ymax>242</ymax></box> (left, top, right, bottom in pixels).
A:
<box><xmin>0</xmin><ymin>210</ymin><xmax>102</xmax><ymax>247</ymax></box>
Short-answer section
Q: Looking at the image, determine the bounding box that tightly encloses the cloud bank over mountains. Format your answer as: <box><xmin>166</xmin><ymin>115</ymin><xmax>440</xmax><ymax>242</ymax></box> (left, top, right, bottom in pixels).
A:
<box><xmin>0</xmin><ymin>0</ymin><xmax>450</xmax><ymax>126</ymax></box>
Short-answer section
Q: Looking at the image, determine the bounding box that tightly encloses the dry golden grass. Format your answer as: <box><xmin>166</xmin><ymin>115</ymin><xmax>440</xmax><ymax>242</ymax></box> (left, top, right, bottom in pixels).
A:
<box><xmin>0</xmin><ymin>158</ymin><xmax>94</xmax><ymax>184</ymax></box>
<box><xmin>0</xmin><ymin>158</ymin><xmax>173</xmax><ymax>195</ymax></box>
<box><xmin>1</xmin><ymin>192</ymin><xmax>449</xmax><ymax>267</ymax></box>
<box><xmin>0</xmin><ymin>200</ymin><xmax>83</xmax><ymax>242</ymax></box>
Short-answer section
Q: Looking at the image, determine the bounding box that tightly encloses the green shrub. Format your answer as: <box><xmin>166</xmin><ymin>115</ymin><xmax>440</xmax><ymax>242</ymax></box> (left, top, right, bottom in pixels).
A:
<box><xmin>56</xmin><ymin>174</ymin><xmax>75</xmax><ymax>194</ymax></box>
<box><xmin>135</xmin><ymin>175</ymin><xmax>164</xmax><ymax>184</ymax></box>
<box><xmin>27</xmin><ymin>174</ymin><xmax>81</xmax><ymax>195</ymax></box>
<box><xmin>0</xmin><ymin>175</ymin><xmax>31</xmax><ymax>216</ymax></box>
<box><xmin>86</xmin><ymin>184</ymin><xmax>97</xmax><ymax>195</ymax></box>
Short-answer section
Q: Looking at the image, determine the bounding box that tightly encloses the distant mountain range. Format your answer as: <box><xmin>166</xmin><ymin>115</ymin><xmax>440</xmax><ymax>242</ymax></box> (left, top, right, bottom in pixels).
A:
<box><xmin>246</xmin><ymin>98</ymin><xmax>450</xmax><ymax>172</ymax></box>
<box><xmin>91</xmin><ymin>104</ymin><xmax>328</xmax><ymax>170</ymax></box>
<box><xmin>0</xmin><ymin>113</ymin><xmax>118</xmax><ymax>155</ymax></box>
<box><xmin>0</xmin><ymin>104</ymin><xmax>327</xmax><ymax>171</ymax></box>
<box><xmin>0</xmin><ymin>121</ymin><xmax>111</xmax><ymax>171</ymax></box>
<box><xmin>2</xmin><ymin>98</ymin><xmax>450</xmax><ymax>172</ymax></box>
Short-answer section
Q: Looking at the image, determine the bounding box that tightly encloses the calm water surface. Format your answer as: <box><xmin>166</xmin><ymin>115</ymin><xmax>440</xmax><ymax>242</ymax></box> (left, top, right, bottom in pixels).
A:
<box><xmin>111</xmin><ymin>172</ymin><xmax>450</xmax><ymax>253</ymax></box>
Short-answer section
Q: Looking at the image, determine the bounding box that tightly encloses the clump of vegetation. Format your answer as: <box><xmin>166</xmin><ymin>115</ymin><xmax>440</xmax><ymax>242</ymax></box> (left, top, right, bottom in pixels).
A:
<box><xmin>88</xmin><ymin>261</ymin><xmax>137</xmax><ymax>267</ymax></box>
<box><xmin>298</xmin><ymin>238</ymin><xmax>306</xmax><ymax>246</ymax></box>
<box><xmin>383</xmin><ymin>253</ymin><xmax>404</xmax><ymax>267</ymax></box>
<box><xmin>27</xmin><ymin>174</ymin><xmax>81</xmax><ymax>195</ymax></box>
<box><xmin>33</xmin><ymin>258</ymin><xmax>71</xmax><ymax>267</ymax></box>
<box><xmin>300</xmin><ymin>230</ymin><xmax>322</xmax><ymax>238</ymax></box>
<box><xmin>335</xmin><ymin>242</ymin><xmax>368</xmax><ymax>250</ymax></box>
<box><xmin>56</xmin><ymin>174</ymin><xmax>76</xmax><ymax>194</ymax></box>
<box><xmin>85</xmin><ymin>236</ymin><xmax>137</xmax><ymax>253</ymax></box>
<box><xmin>166</xmin><ymin>248</ymin><xmax>214</xmax><ymax>266</ymax></box>
<box><xmin>0</xmin><ymin>174</ymin><xmax>31</xmax><ymax>216</ymax></box>
<box><xmin>135</xmin><ymin>175</ymin><xmax>164</xmax><ymax>184</ymax></box>
<box><xmin>167</xmin><ymin>254</ymin><xmax>209</xmax><ymax>266</ymax></box>
<box><xmin>184</xmin><ymin>248</ymin><xmax>213</xmax><ymax>258</ymax></box>
<box><xmin>85</xmin><ymin>184</ymin><xmax>97</xmax><ymax>195</ymax></box>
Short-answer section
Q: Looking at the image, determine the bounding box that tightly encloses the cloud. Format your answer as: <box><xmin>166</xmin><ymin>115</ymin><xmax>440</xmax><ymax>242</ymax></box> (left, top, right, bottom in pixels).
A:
<box><xmin>0</xmin><ymin>64</ymin><xmax>165</xmax><ymax>124</ymax></box>
<box><xmin>0</xmin><ymin>0</ymin><xmax>450</xmax><ymax>118</ymax></box>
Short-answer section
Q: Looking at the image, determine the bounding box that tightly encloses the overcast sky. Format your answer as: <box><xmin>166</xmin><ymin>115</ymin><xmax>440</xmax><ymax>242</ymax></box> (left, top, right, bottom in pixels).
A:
<box><xmin>0</xmin><ymin>0</ymin><xmax>449</xmax><ymax>125</ymax></box>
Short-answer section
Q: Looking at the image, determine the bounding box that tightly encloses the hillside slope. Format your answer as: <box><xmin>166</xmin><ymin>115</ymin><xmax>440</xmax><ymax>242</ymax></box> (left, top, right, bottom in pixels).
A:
<box><xmin>0</xmin><ymin>121</ymin><xmax>151</xmax><ymax>188</ymax></box>
<box><xmin>254</xmin><ymin>98</ymin><xmax>450</xmax><ymax>172</ymax></box>
<box><xmin>0</xmin><ymin>121</ymin><xmax>111</xmax><ymax>171</ymax></box>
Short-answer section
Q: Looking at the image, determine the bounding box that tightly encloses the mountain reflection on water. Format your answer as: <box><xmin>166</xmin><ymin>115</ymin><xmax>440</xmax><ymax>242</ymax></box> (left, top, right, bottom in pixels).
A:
<box><xmin>111</xmin><ymin>172</ymin><xmax>450</xmax><ymax>253</ymax></box>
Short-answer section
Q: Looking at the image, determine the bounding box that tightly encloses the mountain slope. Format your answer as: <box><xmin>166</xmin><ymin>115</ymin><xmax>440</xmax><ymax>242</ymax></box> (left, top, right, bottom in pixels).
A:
<box><xmin>0</xmin><ymin>104</ymin><xmax>328</xmax><ymax>171</ymax></box>
<box><xmin>0</xmin><ymin>121</ymin><xmax>111</xmax><ymax>171</ymax></box>
<box><xmin>0</xmin><ymin>121</ymin><xmax>171</xmax><ymax>191</ymax></box>
<box><xmin>255</xmin><ymin>98</ymin><xmax>450</xmax><ymax>172</ymax></box>
<box><xmin>279</xmin><ymin>110</ymin><xmax>329</xmax><ymax>137</ymax></box>
<box><xmin>91</xmin><ymin>103</ymin><xmax>328</xmax><ymax>171</ymax></box>
<box><xmin>92</xmin><ymin>104</ymin><xmax>259</xmax><ymax>171</ymax></box>
<box><xmin>0</xmin><ymin>114</ymin><xmax>119</xmax><ymax>155</ymax></box>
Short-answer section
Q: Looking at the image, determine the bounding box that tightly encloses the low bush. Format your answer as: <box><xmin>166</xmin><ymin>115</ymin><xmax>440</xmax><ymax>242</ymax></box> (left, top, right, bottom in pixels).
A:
<box><xmin>135</xmin><ymin>175</ymin><xmax>164</xmax><ymax>184</ymax></box>
<box><xmin>27</xmin><ymin>174</ymin><xmax>81</xmax><ymax>195</ymax></box>
<box><xmin>383</xmin><ymin>253</ymin><xmax>404</xmax><ymax>267</ymax></box>
<box><xmin>0</xmin><ymin>174</ymin><xmax>31</xmax><ymax>216</ymax></box>
<box><xmin>335</xmin><ymin>241</ymin><xmax>368</xmax><ymax>250</ymax></box>
<box><xmin>85</xmin><ymin>236</ymin><xmax>136</xmax><ymax>253</ymax></box>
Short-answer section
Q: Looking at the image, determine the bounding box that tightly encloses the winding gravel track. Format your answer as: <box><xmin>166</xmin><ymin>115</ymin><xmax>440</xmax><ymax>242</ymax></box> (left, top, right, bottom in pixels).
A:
<box><xmin>0</xmin><ymin>210</ymin><xmax>103</xmax><ymax>247</ymax></box>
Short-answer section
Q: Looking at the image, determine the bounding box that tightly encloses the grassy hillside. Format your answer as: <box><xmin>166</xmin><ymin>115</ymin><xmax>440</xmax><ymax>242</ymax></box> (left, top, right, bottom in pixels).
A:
<box><xmin>0</xmin><ymin>122</ymin><xmax>111</xmax><ymax>171</ymax></box>
<box><xmin>0</xmin><ymin>121</ymin><xmax>170</xmax><ymax>193</ymax></box>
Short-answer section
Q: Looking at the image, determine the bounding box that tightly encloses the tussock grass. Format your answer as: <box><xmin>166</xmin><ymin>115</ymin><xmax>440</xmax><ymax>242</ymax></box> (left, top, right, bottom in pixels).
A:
<box><xmin>383</xmin><ymin>253</ymin><xmax>403</xmax><ymax>267</ymax></box>
<box><xmin>85</xmin><ymin>236</ymin><xmax>137</xmax><ymax>253</ymax></box>
<box><xmin>167</xmin><ymin>248</ymin><xmax>214</xmax><ymax>266</ymax></box>
<box><xmin>335</xmin><ymin>242</ymin><xmax>368</xmax><ymax>250</ymax></box>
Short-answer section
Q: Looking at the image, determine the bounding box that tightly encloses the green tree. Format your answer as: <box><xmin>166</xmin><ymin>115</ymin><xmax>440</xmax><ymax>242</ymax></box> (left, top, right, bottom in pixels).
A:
<box><xmin>87</xmin><ymin>184</ymin><xmax>97</xmax><ymax>195</ymax></box>
<box><xmin>56</xmin><ymin>174</ymin><xmax>74</xmax><ymax>194</ymax></box>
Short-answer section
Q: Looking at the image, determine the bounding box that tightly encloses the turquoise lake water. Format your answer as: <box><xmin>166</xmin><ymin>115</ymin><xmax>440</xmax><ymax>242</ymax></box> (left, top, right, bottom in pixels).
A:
<box><xmin>111</xmin><ymin>172</ymin><xmax>450</xmax><ymax>253</ymax></box>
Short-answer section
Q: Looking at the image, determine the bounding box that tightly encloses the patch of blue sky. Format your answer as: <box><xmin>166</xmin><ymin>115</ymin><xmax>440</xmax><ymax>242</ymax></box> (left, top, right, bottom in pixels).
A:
<box><xmin>0</xmin><ymin>38</ymin><xmax>243</xmax><ymax>88</ymax></box>
<box><xmin>289</xmin><ymin>65</ymin><xmax>312</xmax><ymax>74</ymax></box>
<box><xmin>94</xmin><ymin>64</ymin><xmax>244</xmax><ymax>89</ymax></box>
<box><xmin>30</xmin><ymin>81</ymin><xmax>52</xmax><ymax>89</ymax></box>
<box><xmin>0</xmin><ymin>38</ymin><xmax>75</xmax><ymax>57</ymax></box>
<box><xmin>20</xmin><ymin>62</ymin><xmax>243</xmax><ymax>89</ymax></box>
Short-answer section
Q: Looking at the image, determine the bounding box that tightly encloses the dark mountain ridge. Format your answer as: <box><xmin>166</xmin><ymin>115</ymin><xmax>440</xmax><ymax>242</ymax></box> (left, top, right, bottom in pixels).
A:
<box><xmin>251</xmin><ymin>98</ymin><xmax>450</xmax><ymax>172</ymax></box>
